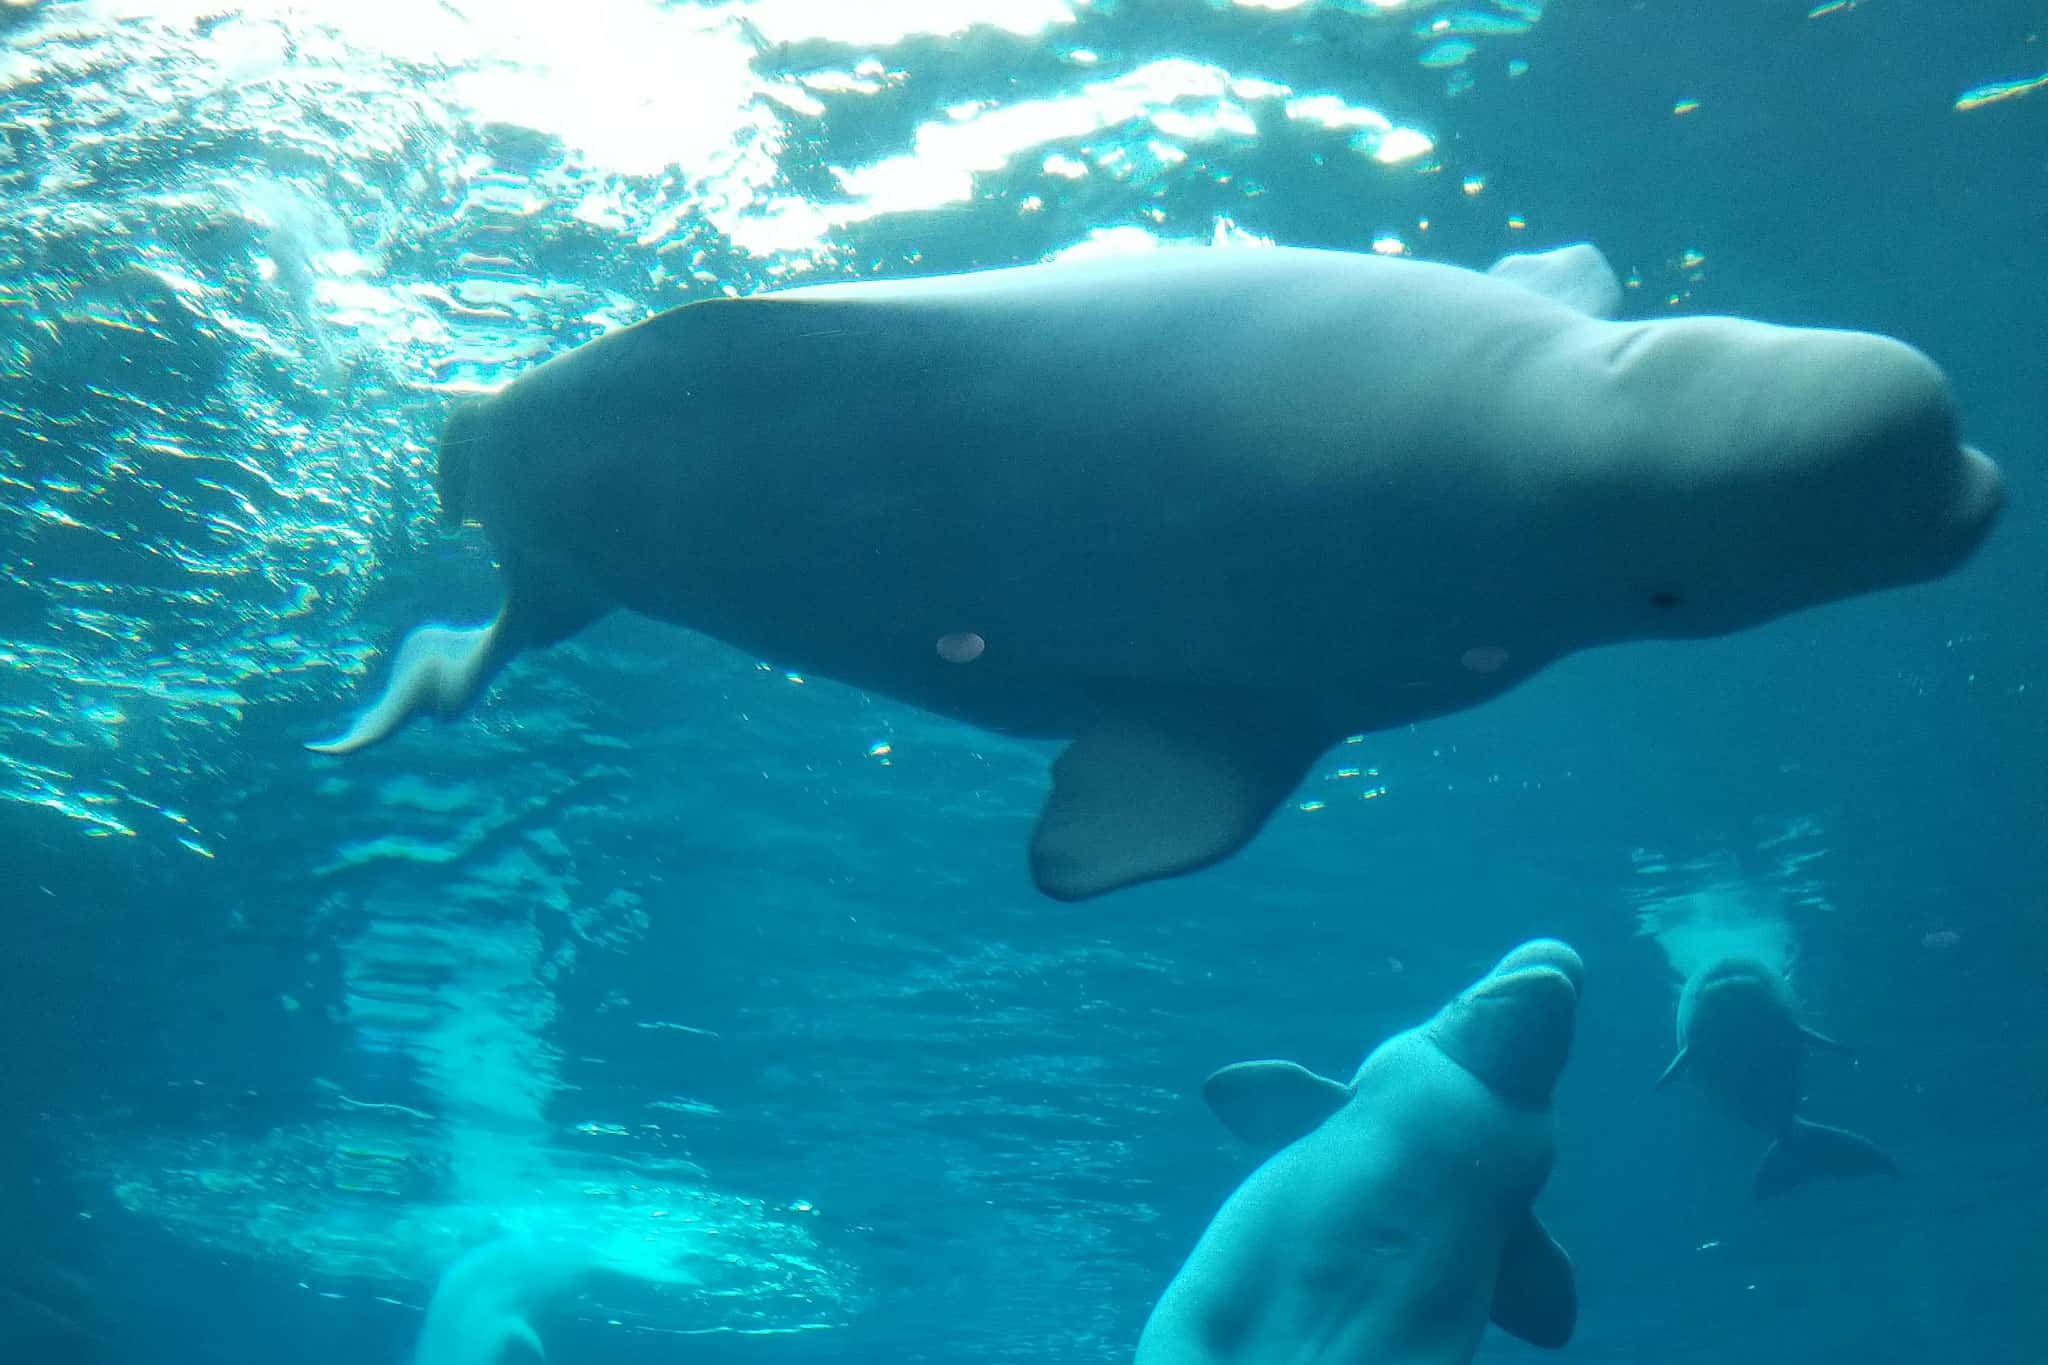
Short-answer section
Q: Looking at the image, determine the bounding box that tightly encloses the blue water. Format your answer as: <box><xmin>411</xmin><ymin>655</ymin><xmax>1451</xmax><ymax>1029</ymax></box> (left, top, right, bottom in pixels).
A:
<box><xmin>1</xmin><ymin>1</ymin><xmax>2042</xmax><ymax>1361</ymax></box>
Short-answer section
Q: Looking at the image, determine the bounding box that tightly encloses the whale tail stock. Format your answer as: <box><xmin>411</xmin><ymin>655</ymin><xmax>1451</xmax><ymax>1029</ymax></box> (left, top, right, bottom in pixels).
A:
<box><xmin>305</xmin><ymin>613</ymin><xmax>512</xmax><ymax>755</ymax></box>
<box><xmin>1754</xmin><ymin>1117</ymin><xmax>1899</xmax><ymax>1199</ymax></box>
<box><xmin>307</xmin><ymin>548</ymin><xmax>608</xmax><ymax>756</ymax></box>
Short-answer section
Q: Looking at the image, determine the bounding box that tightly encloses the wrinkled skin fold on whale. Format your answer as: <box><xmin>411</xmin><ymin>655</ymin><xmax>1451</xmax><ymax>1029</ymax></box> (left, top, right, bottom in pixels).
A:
<box><xmin>309</xmin><ymin>243</ymin><xmax>2002</xmax><ymax>900</ymax></box>
<box><xmin>1138</xmin><ymin>939</ymin><xmax>1586</xmax><ymax>1364</ymax></box>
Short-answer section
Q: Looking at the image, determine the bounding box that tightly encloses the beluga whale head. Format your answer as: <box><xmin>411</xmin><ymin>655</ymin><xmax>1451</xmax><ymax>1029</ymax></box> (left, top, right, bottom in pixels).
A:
<box><xmin>1426</xmin><ymin>938</ymin><xmax>1584</xmax><ymax>1109</ymax></box>
<box><xmin>1572</xmin><ymin>317</ymin><xmax>2003</xmax><ymax>643</ymax></box>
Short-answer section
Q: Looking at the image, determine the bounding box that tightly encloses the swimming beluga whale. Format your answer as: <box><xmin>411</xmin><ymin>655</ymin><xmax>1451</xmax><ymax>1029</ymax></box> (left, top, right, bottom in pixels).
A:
<box><xmin>411</xmin><ymin>1231</ymin><xmax>696</xmax><ymax>1365</ymax></box>
<box><xmin>309</xmin><ymin>242</ymin><xmax>2002</xmax><ymax>900</ymax></box>
<box><xmin>1135</xmin><ymin>938</ymin><xmax>1585</xmax><ymax>1365</ymax></box>
<box><xmin>413</xmin><ymin>1234</ymin><xmax>590</xmax><ymax>1365</ymax></box>
<box><xmin>1657</xmin><ymin>957</ymin><xmax>1899</xmax><ymax>1199</ymax></box>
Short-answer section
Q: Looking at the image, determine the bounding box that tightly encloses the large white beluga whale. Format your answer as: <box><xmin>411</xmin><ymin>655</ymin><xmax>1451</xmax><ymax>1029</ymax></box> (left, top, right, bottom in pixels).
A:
<box><xmin>310</xmin><ymin>242</ymin><xmax>2003</xmax><ymax>900</ymax></box>
<box><xmin>1134</xmin><ymin>938</ymin><xmax>1586</xmax><ymax>1365</ymax></box>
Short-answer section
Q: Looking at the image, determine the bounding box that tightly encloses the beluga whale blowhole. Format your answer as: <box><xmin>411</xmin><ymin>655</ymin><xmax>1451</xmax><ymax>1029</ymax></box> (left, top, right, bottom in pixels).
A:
<box><xmin>310</xmin><ymin>242</ymin><xmax>2002</xmax><ymax>900</ymax></box>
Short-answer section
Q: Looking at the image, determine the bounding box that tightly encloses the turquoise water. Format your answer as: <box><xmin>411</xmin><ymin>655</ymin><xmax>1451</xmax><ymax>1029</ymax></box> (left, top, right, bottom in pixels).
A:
<box><xmin>1</xmin><ymin>1</ymin><xmax>2042</xmax><ymax>1361</ymax></box>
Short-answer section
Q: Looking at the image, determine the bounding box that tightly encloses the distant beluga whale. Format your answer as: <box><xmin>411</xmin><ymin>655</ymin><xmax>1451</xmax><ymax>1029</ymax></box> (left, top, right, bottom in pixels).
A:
<box><xmin>412</xmin><ymin>1231</ymin><xmax>695</xmax><ymax>1365</ymax></box>
<box><xmin>1657</xmin><ymin>957</ymin><xmax>1899</xmax><ymax>1199</ymax></box>
<box><xmin>1134</xmin><ymin>939</ymin><xmax>1586</xmax><ymax>1365</ymax></box>
<box><xmin>309</xmin><ymin>243</ymin><xmax>2003</xmax><ymax>900</ymax></box>
<box><xmin>413</xmin><ymin>1234</ymin><xmax>591</xmax><ymax>1365</ymax></box>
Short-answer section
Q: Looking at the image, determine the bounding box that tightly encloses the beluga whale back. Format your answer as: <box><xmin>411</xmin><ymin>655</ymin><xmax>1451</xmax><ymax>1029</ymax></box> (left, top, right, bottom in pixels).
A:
<box><xmin>311</xmin><ymin>243</ymin><xmax>2002</xmax><ymax>900</ymax></box>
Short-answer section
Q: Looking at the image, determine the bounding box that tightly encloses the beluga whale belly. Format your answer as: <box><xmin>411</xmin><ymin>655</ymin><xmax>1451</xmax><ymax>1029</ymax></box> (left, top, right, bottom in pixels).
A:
<box><xmin>309</xmin><ymin>243</ymin><xmax>2003</xmax><ymax>900</ymax></box>
<box><xmin>1135</xmin><ymin>938</ymin><xmax>1586</xmax><ymax>1365</ymax></box>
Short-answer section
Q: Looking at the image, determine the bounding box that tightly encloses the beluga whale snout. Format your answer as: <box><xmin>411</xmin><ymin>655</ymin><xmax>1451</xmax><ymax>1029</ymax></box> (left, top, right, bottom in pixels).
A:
<box><xmin>310</xmin><ymin>241</ymin><xmax>2004</xmax><ymax>899</ymax></box>
<box><xmin>1427</xmin><ymin>938</ymin><xmax>1583</xmax><ymax>1108</ymax></box>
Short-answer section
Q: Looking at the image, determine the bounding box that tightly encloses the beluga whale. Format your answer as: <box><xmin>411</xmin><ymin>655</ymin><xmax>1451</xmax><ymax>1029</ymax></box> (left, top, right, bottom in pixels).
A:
<box><xmin>1657</xmin><ymin>957</ymin><xmax>1899</xmax><ymax>1199</ymax></box>
<box><xmin>413</xmin><ymin>1234</ymin><xmax>590</xmax><ymax>1365</ymax></box>
<box><xmin>411</xmin><ymin>1230</ymin><xmax>695</xmax><ymax>1365</ymax></box>
<box><xmin>1135</xmin><ymin>938</ymin><xmax>1586</xmax><ymax>1365</ymax></box>
<box><xmin>309</xmin><ymin>242</ymin><xmax>2003</xmax><ymax>900</ymax></box>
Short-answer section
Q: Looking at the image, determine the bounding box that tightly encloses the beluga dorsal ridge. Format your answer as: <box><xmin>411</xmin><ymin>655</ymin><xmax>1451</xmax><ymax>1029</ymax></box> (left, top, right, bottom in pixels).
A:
<box><xmin>310</xmin><ymin>243</ymin><xmax>2002</xmax><ymax>899</ymax></box>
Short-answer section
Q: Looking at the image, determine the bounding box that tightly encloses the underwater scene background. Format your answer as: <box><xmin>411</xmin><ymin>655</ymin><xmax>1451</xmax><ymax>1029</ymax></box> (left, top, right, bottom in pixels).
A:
<box><xmin>1</xmin><ymin>0</ymin><xmax>2043</xmax><ymax>1361</ymax></box>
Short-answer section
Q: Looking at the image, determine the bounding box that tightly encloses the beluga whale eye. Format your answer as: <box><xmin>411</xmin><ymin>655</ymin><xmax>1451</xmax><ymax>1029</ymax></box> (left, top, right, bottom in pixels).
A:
<box><xmin>1649</xmin><ymin>589</ymin><xmax>1683</xmax><ymax>609</ymax></box>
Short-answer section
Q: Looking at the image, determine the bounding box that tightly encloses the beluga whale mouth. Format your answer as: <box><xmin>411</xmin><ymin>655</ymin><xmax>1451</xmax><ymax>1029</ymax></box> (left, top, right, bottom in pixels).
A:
<box><xmin>1946</xmin><ymin>443</ymin><xmax>2004</xmax><ymax>559</ymax></box>
<box><xmin>309</xmin><ymin>241</ymin><xmax>2004</xmax><ymax>899</ymax></box>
